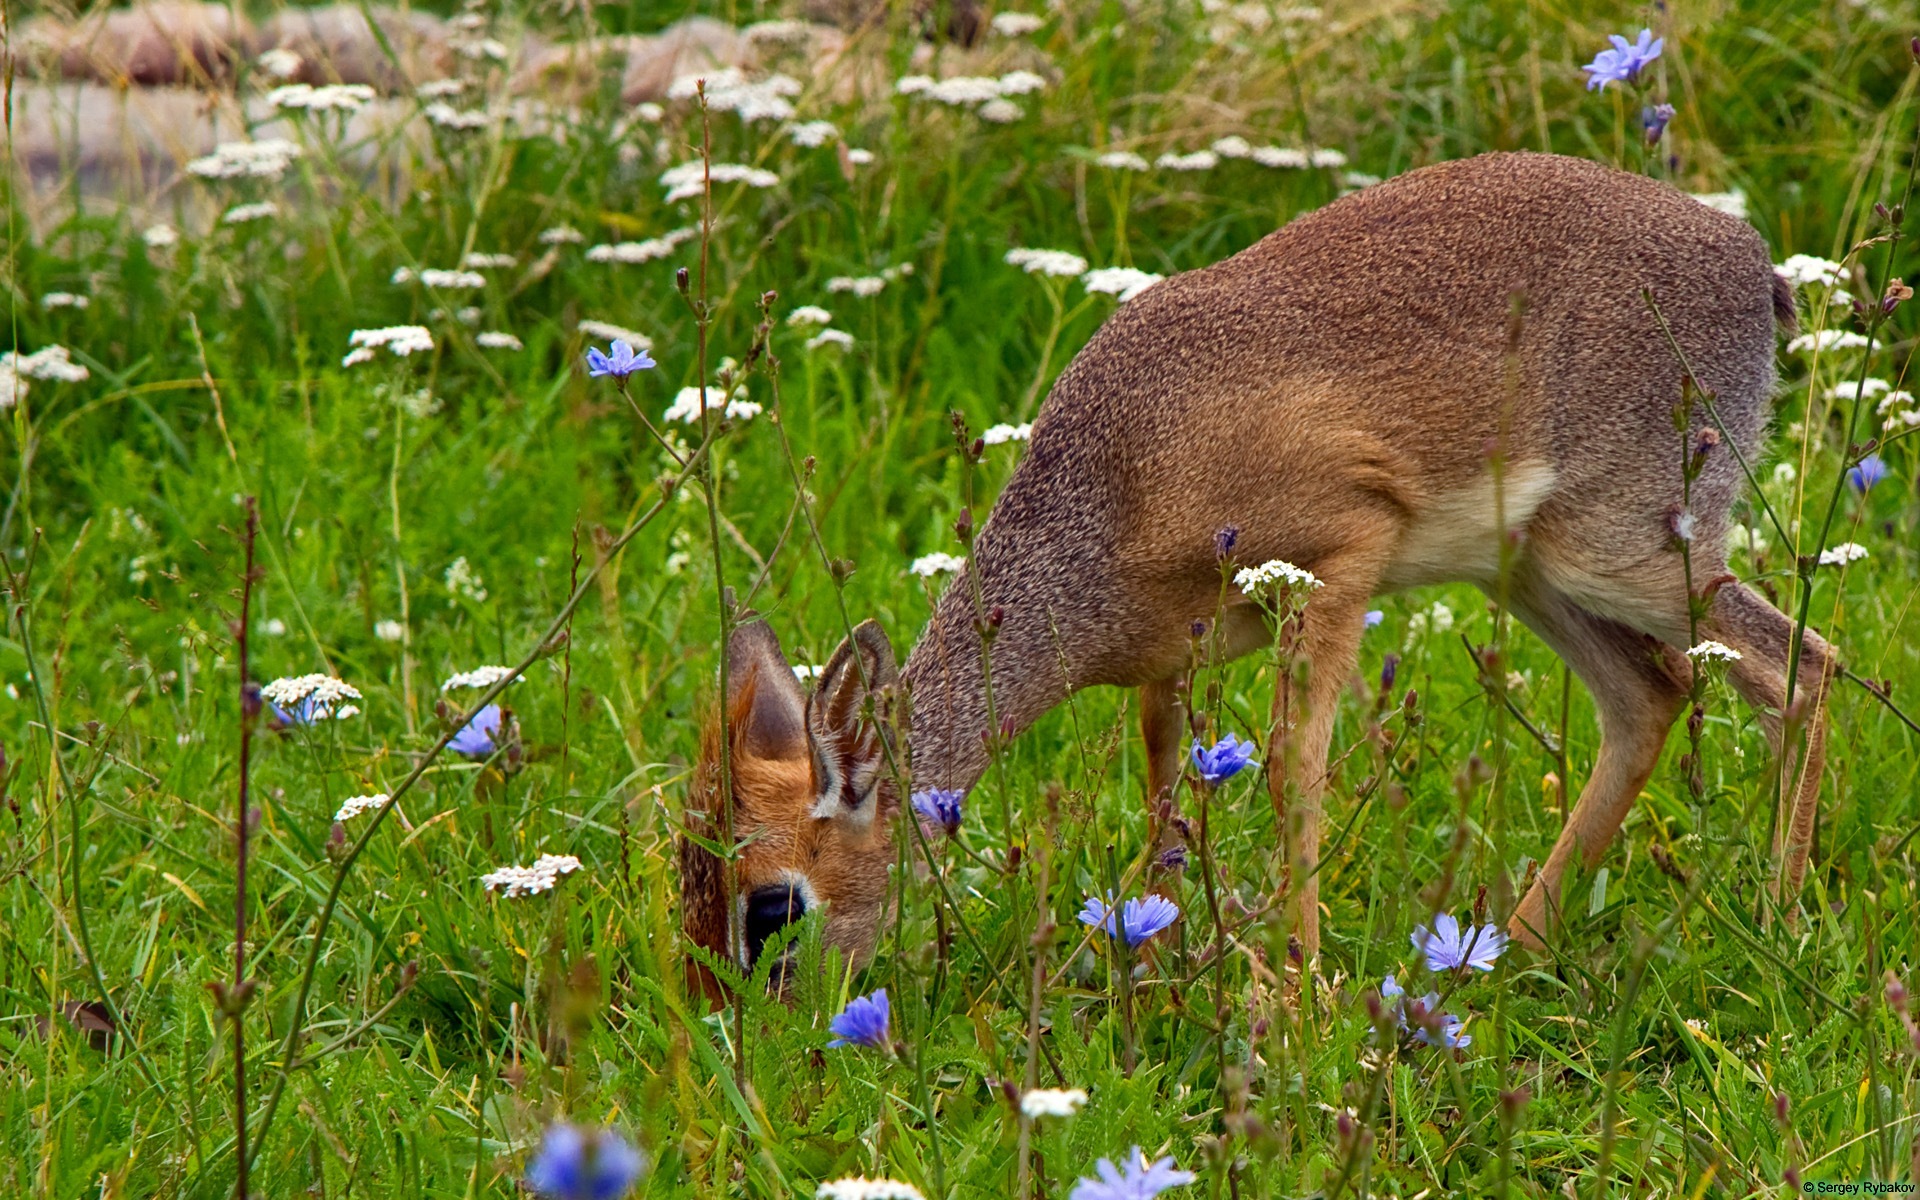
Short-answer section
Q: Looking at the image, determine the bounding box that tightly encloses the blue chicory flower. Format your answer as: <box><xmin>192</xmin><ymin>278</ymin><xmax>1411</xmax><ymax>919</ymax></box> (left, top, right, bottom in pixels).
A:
<box><xmin>1411</xmin><ymin>912</ymin><xmax>1508</xmax><ymax>973</ymax></box>
<box><xmin>525</xmin><ymin>1123</ymin><xmax>646</xmax><ymax>1200</ymax></box>
<box><xmin>827</xmin><ymin>988</ymin><xmax>891</xmax><ymax>1049</ymax></box>
<box><xmin>1069</xmin><ymin>1147</ymin><xmax>1197</xmax><ymax>1200</ymax></box>
<box><xmin>1378</xmin><ymin>975</ymin><xmax>1471</xmax><ymax>1049</ymax></box>
<box><xmin>585</xmin><ymin>339</ymin><xmax>656</xmax><ymax>379</ymax></box>
<box><xmin>449</xmin><ymin>703</ymin><xmax>503</xmax><ymax>757</ymax></box>
<box><xmin>1583</xmin><ymin>28</ymin><xmax>1663</xmax><ymax>90</ymax></box>
<box><xmin>1641</xmin><ymin>102</ymin><xmax>1676</xmax><ymax>142</ymax></box>
<box><xmin>1190</xmin><ymin>733</ymin><xmax>1259</xmax><ymax>784</ymax></box>
<box><xmin>910</xmin><ymin>788</ymin><xmax>964</xmax><ymax>836</ymax></box>
<box><xmin>1078</xmin><ymin>893</ymin><xmax>1180</xmax><ymax>947</ymax></box>
<box><xmin>1848</xmin><ymin>453</ymin><xmax>1889</xmax><ymax>493</ymax></box>
<box><xmin>1363</xmin><ymin>609</ymin><xmax>1385</xmax><ymax>628</ymax></box>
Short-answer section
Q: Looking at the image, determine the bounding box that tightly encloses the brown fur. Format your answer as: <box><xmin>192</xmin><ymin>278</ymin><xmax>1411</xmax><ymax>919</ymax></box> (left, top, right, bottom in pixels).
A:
<box><xmin>696</xmin><ymin>151</ymin><xmax>1835</xmax><ymax>977</ymax></box>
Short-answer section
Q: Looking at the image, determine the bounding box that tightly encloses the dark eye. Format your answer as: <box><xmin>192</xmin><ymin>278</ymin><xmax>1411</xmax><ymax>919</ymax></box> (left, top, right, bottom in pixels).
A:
<box><xmin>743</xmin><ymin>884</ymin><xmax>807</xmax><ymax>966</ymax></box>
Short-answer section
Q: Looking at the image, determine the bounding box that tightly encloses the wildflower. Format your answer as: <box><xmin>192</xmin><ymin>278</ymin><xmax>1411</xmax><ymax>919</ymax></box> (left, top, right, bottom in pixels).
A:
<box><xmin>1411</xmin><ymin>912</ymin><xmax>1507</xmax><ymax>972</ymax></box>
<box><xmin>1686</xmin><ymin>640</ymin><xmax>1743</xmax><ymax>663</ymax></box>
<box><xmin>978</xmin><ymin>98</ymin><xmax>1025</xmax><ymax>123</ymax></box>
<box><xmin>41</xmin><ymin>292</ymin><xmax>88</xmax><ymax>310</ymax></box>
<box><xmin>744</xmin><ymin>18</ymin><xmax>814</xmax><ymax>47</ymax></box>
<box><xmin>1068</xmin><ymin>1148</ymin><xmax>1196</xmax><ymax>1200</ymax></box>
<box><xmin>482</xmin><ymin>854</ymin><xmax>583</xmax><ymax>898</ymax></box>
<box><xmin>902</xmin><ymin>75</ymin><xmax>1004</xmax><ymax>105</ymax></box>
<box><xmin>993</xmin><ymin>11</ymin><xmax>1045</xmax><ymax>35</ymax></box>
<box><xmin>1364</xmin><ymin>609</ymin><xmax>1385</xmax><ymax>627</ymax></box>
<box><xmin>1250</xmin><ymin>146</ymin><xmax>1311</xmax><ymax>168</ymax></box>
<box><xmin>1081</xmin><ymin>267</ymin><xmax>1164</xmax><ymax>301</ymax></box>
<box><xmin>1771</xmin><ymin>462</ymin><xmax>1798</xmax><ymax>487</ymax></box>
<box><xmin>1818</xmin><ymin>541</ymin><xmax>1869</xmax><ymax>566</ymax></box>
<box><xmin>450</xmin><ymin>704</ymin><xmax>504</xmax><ymax>756</ymax></box>
<box><xmin>375</xmin><ymin>620</ymin><xmax>406</xmax><ymax>642</ymax></box>
<box><xmin>1583</xmin><ymin>28</ymin><xmax>1663</xmax><ymax>90</ymax></box>
<box><xmin>406</xmin><ymin>268</ymin><xmax>487</xmax><ymax>289</ymax></box>
<box><xmin>1078</xmin><ymin>893</ymin><xmax>1180</xmax><ymax>947</ymax></box>
<box><xmin>1007</xmin><ymin>248</ymin><xmax>1090</xmax><ymax>277</ymax></box>
<box><xmin>269</xmin><ymin>82</ymin><xmax>375</xmax><ymax>112</ymax></box>
<box><xmin>257</xmin><ymin>47</ymin><xmax>303</xmax><ymax>78</ymax></box>
<box><xmin>787</xmin><ymin>305</ymin><xmax>833</xmax><ymax>326</ymax></box>
<box><xmin>1670</xmin><ymin>510</ymin><xmax>1695</xmax><ymax>542</ymax></box>
<box><xmin>1211</xmin><ymin>135</ymin><xmax>1254</xmax><ymax>159</ymax></box>
<box><xmin>142</xmin><ymin>223</ymin><xmax>180</xmax><ymax>249</ymax></box>
<box><xmin>1828</xmin><ymin>378</ymin><xmax>1890</xmax><ymax>401</ymax></box>
<box><xmin>186</xmin><ymin>139</ymin><xmax>302</xmax><ymax>180</ymax></box>
<box><xmin>1408</xmin><ymin>601</ymin><xmax>1455</xmax><ymax>635</ymax></box>
<box><xmin>1191</xmin><ymin>733</ymin><xmax>1258</xmax><ymax>783</ymax></box>
<box><xmin>816</xmin><ymin>1180</ymin><xmax>926</xmax><ymax>1200</ymax></box>
<box><xmin>807</xmin><ymin>329</ymin><xmax>856</xmax><ymax>351</ymax></box>
<box><xmin>263</xmin><ymin>674</ymin><xmax>364</xmax><ymax>724</ymax></box>
<box><xmin>343</xmin><ymin>326</ymin><xmax>435</xmax><ymax>368</ymax></box>
<box><xmin>1786</xmin><ymin>330</ymin><xmax>1871</xmax><ymax>354</ymax></box>
<box><xmin>578</xmin><ymin>320</ymin><xmax>651</xmax><ymax>349</ymax></box>
<box><xmin>1155</xmin><ymin>150</ymin><xmax>1218</xmax><ymax>171</ymax></box>
<box><xmin>827</xmin><ymin>275</ymin><xmax>887</xmax><ymax>296</ymax></box>
<box><xmin>845</xmin><ymin>147</ymin><xmax>876</xmax><ymax>166</ymax></box>
<box><xmin>221</xmin><ymin>202</ymin><xmax>278</xmax><ymax>225</ymax></box>
<box><xmin>445</xmin><ymin>556</ymin><xmax>488</xmax><ymax>601</ymax></box>
<box><xmin>1641</xmin><ymin>102</ymin><xmax>1675</xmax><ymax>142</ymax></box>
<box><xmin>3</xmin><ymin>345</ymin><xmax>89</xmax><ymax>383</ymax></box>
<box><xmin>664</xmin><ymin>387</ymin><xmax>760</xmax><ymax>423</ymax></box>
<box><xmin>1415</xmin><ymin>1010</ymin><xmax>1472</xmax><ymax>1049</ymax></box>
<box><xmin>462</xmin><ymin>252</ymin><xmax>516</xmax><ymax>271</ymax></box>
<box><xmin>1309</xmin><ymin>148</ymin><xmax>1349</xmax><ymax>168</ymax></box>
<box><xmin>1233</xmin><ymin>558</ymin><xmax>1323</xmax><ymax>599</ymax></box>
<box><xmin>827</xmin><ymin>989</ymin><xmax>891</xmax><ymax>1048</ymax></box>
<box><xmin>586</xmin><ymin>228</ymin><xmax>698</xmax><ymax>264</ymax></box>
<box><xmin>423</xmin><ymin>102</ymin><xmax>490</xmax><ymax>131</ymax></box>
<box><xmin>1776</xmin><ymin>254</ymin><xmax>1846</xmax><ymax>289</ymax></box>
<box><xmin>981</xmin><ymin>422</ymin><xmax>1033</xmax><ymax>445</ymax></box>
<box><xmin>1095</xmin><ymin>150</ymin><xmax>1151</xmax><ymax>170</ymax></box>
<box><xmin>334</xmin><ymin>793</ymin><xmax>391</xmax><ymax>821</ymax></box>
<box><xmin>1021</xmin><ymin>1088</ymin><xmax>1088</xmax><ymax>1117</ymax></box>
<box><xmin>669</xmin><ymin>68</ymin><xmax>801</xmax><ymax>123</ymax></box>
<box><xmin>1848</xmin><ymin>453</ymin><xmax>1889</xmax><ymax>492</ymax></box>
<box><xmin>658</xmin><ymin>161</ymin><xmax>781</xmax><ymax>203</ymax></box>
<box><xmin>442</xmin><ymin>665</ymin><xmax>517</xmax><ymax>691</ymax></box>
<box><xmin>790</xmin><ymin>119</ymin><xmax>840</xmax><ymax>147</ymax></box>
<box><xmin>911</xmin><ymin>788</ymin><xmax>964</xmax><ymax>835</ymax></box>
<box><xmin>586</xmin><ymin>340</ymin><xmax>656</xmax><ymax>379</ymax></box>
<box><xmin>260</xmin><ymin>619</ymin><xmax>288</xmax><ymax>637</ymax></box>
<box><xmin>540</xmin><ymin>225</ymin><xmax>585</xmax><ymax>245</ymax></box>
<box><xmin>909</xmin><ymin>552</ymin><xmax>966</xmax><ymax>576</ymax></box>
<box><xmin>524</xmin><ymin>1124</ymin><xmax>645</xmax><ymax>1200</ymax></box>
<box><xmin>416</xmin><ymin>78</ymin><xmax>468</xmax><ymax>98</ymax></box>
<box><xmin>0</xmin><ymin>366</ymin><xmax>25</xmax><ymax>411</ymax></box>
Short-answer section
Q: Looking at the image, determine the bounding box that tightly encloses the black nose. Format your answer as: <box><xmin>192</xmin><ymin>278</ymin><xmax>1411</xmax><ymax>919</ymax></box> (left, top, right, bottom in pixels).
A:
<box><xmin>744</xmin><ymin>884</ymin><xmax>806</xmax><ymax>966</ymax></box>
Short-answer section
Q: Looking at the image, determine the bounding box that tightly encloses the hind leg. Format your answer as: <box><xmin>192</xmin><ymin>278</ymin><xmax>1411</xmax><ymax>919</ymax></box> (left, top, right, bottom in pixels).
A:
<box><xmin>1700</xmin><ymin>582</ymin><xmax>1834</xmax><ymax>905</ymax></box>
<box><xmin>1507</xmin><ymin>579</ymin><xmax>1692</xmax><ymax>947</ymax></box>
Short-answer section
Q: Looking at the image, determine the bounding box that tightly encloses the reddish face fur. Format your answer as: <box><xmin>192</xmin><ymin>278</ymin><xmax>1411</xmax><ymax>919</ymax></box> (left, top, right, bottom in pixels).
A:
<box><xmin>682</xmin><ymin>621</ymin><xmax>899</xmax><ymax>999</ymax></box>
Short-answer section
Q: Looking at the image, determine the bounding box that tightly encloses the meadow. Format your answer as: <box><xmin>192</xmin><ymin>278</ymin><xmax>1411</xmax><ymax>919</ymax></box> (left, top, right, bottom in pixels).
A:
<box><xmin>4</xmin><ymin>0</ymin><xmax>1920</xmax><ymax>1196</ymax></box>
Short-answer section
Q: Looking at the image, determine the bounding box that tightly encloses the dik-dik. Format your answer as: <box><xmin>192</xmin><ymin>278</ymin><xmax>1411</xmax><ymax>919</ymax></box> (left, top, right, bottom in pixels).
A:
<box><xmin>683</xmin><ymin>151</ymin><xmax>1833</xmax><ymax>986</ymax></box>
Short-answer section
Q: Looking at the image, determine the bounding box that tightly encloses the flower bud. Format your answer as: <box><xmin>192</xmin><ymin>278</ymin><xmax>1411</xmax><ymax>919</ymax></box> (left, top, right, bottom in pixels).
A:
<box><xmin>675</xmin><ymin>267</ymin><xmax>690</xmax><ymax>294</ymax></box>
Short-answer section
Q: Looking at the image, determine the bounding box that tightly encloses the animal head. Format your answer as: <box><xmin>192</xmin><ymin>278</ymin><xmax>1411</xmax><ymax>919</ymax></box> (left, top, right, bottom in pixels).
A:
<box><xmin>681</xmin><ymin>618</ymin><xmax>901</xmax><ymax>999</ymax></box>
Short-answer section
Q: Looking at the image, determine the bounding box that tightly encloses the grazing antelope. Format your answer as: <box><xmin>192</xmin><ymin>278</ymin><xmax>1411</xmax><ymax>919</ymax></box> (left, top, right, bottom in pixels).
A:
<box><xmin>683</xmin><ymin>151</ymin><xmax>1833</xmax><ymax>992</ymax></box>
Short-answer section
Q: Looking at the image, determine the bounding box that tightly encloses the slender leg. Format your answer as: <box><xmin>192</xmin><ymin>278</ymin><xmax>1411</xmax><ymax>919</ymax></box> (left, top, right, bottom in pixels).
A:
<box><xmin>1506</xmin><ymin>586</ymin><xmax>1691</xmax><ymax>948</ymax></box>
<box><xmin>1701</xmin><ymin>582</ymin><xmax>1835</xmax><ymax>907</ymax></box>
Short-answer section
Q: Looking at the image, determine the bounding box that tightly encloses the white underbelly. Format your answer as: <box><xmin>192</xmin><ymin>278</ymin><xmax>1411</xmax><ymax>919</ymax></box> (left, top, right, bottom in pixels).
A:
<box><xmin>1379</xmin><ymin>461</ymin><xmax>1558</xmax><ymax>591</ymax></box>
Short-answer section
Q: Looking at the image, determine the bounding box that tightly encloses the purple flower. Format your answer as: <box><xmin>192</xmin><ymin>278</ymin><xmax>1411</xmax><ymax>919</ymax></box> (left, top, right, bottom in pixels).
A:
<box><xmin>585</xmin><ymin>339</ymin><xmax>655</xmax><ymax>379</ymax></box>
<box><xmin>1190</xmin><ymin>733</ymin><xmax>1258</xmax><ymax>784</ymax></box>
<box><xmin>1079</xmin><ymin>893</ymin><xmax>1180</xmax><ymax>947</ymax></box>
<box><xmin>827</xmin><ymin>988</ymin><xmax>890</xmax><ymax>1049</ymax></box>
<box><xmin>1641</xmin><ymin>102</ymin><xmax>1675</xmax><ymax>142</ymax></box>
<box><xmin>449</xmin><ymin>703</ymin><xmax>503</xmax><ymax>757</ymax></box>
<box><xmin>525</xmin><ymin>1124</ymin><xmax>646</xmax><ymax>1200</ymax></box>
<box><xmin>1069</xmin><ymin>1147</ymin><xmax>1197</xmax><ymax>1200</ymax></box>
<box><xmin>1416</xmin><ymin>1011</ymin><xmax>1472</xmax><ymax>1050</ymax></box>
<box><xmin>1583</xmin><ymin>28</ymin><xmax>1663</xmax><ymax>90</ymax></box>
<box><xmin>1378</xmin><ymin>976</ymin><xmax>1472</xmax><ymax>1049</ymax></box>
<box><xmin>1848</xmin><ymin>453</ymin><xmax>1889</xmax><ymax>493</ymax></box>
<box><xmin>1380</xmin><ymin>653</ymin><xmax>1400</xmax><ymax>691</ymax></box>
<box><xmin>910</xmin><ymin>788</ymin><xmax>964</xmax><ymax>836</ymax></box>
<box><xmin>1411</xmin><ymin>912</ymin><xmax>1508</xmax><ymax>973</ymax></box>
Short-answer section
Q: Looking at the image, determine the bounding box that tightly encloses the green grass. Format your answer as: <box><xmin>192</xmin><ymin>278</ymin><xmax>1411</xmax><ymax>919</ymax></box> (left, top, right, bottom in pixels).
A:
<box><xmin>3</xmin><ymin>0</ymin><xmax>1919</xmax><ymax>1196</ymax></box>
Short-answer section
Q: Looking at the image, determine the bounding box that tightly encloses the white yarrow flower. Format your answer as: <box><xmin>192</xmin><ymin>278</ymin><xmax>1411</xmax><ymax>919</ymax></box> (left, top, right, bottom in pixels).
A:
<box><xmin>343</xmin><ymin>326</ymin><xmax>434</xmax><ymax>367</ymax></box>
<box><xmin>578</xmin><ymin>320</ymin><xmax>652</xmax><ymax>350</ymax></box>
<box><xmin>991</xmin><ymin>11</ymin><xmax>1046</xmax><ymax>36</ymax></box>
<box><xmin>186</xmin><ymin>139</ymin><xmax>302</xmax><ymax>180</ymax></box>
<box><xmin>1095</xmin><ymin>150</ymin><xmax>1152</xmax><ymax>170</ymax></box>
<box><xmin>1686</xmin><ymin>641</ymin><xmax>1744</xmax><ymax>663</ymax></box>
<box><xmin>1250</xmin><ymin>145</ymin><xmax>1311</xmax><ymax>168</ymax></box>
<box><xmin>1785</xmin><ymin>329</ymin><xmax>1871</xmax><ymax>354</ymax></box>
<box><xmin>787</xmin><ymin>305</ymin><xmax>833</xmax><ymax>326</ymax></box>
<box><xmin>1817</xmin><ymin>542</ymin><xmax>1869</xmax><ymax>566</ymax></box>
<box><xmin>1020</xmin><ymin>1088</ymin><xmax>1088</xmax><ymax>1118</ymax></box>
<box><xmin>815</xmin><ymin>1180</ymin><xmax>926</xmax><ymax>1200</ymax></box>
<box><xmin>910</xmin><ymin>552</ymin><xmax>966</xmax><ymax>577</ymax></box>
<box><xmin>664</xmin><ymin>387</ymin><xmax>760</xmax><ymax>424</ymax></box>
<box><xmin>977</xmin><ymin>98</ymin><xmax>1024</xmax><ymax>123</ymax></box>
<box><xmin>335</xmin><ymin>793</ymin><xmax>392</xmax><ymax>821</ymax></box>
<box><xmin>807</xmin><ymin>329</ymin><xmax>856</xmax><ymax>351</ymax></box>
<box><xmin>1234</xmin><ymin>558</ymin><xmax>1323</xmax><ymax>598</ymax></box>
<box><xmin>143</xmin><ymin>223</ymin><xmax>180</xmax><ymax>249</ymax></box>
<box><xmin>980</xmin><ymin>422</ymin><xmax>1033</xmax><ymax>445</ymax></box>
<box><xmin>1825</xmin><ymin>377</ymin><xmax>1890</xmax><ymax>401</ymax></box>
<box><xmin>269</xmin><ymin>82</ymin><xmax>375</xmax><ymax>112</ymax></box>
<box><xmin>3</xmin><ymin>345</ymin><xmax>90</xmax><ymax>383</ymax></box>
<box><xmin>1006</xmin><ymin>247</ymin><xmax>1089</xmax><ymax>277</ymax></box>
<box><xmin>442</xmin><ymin>665</ymin><xmax>517</xmax><ymax>692</ymax></box>
<box><xmin>790</xmin><ymin>120</ymin><xmax>840</xmax><ymax>147</ymax></box>
<box><xmin>1082</xmin><ymin>267</ymin><xmax>1164</xmax><ymax>301</ymax></box>
<box><xmin>445</xmin><ymin>556</ymin><xmax>489</xmax><ymax>602</ymax></box>
<box><xmin>221</xmin><ymin>202</ymin><xmax>278</xmax><ymax>225</ymax></box>
<box><xmin>476</xmin><ymin>331</ymin><xmax>523</xmax><ymax>351</ymax></box>
<box><xmin>659</xmin><ymin>161</ymin><xmax>781</xmax><ymax>203</ymax></box>
<box><xmin>1156</xmin><ymin>150</ymin><xmax>1219</xmax><ymax>171</ymax></box>
<box><xmin>1691</xmin><ymin>190</ymin><xmax>1750</xmax><ymax>220</ymax></box>
<box><xmin>827</xmin><ymin>275</ymin><xmax>888</xmax><ymax>297</ymax></box>
<box><xmin>261</xmin><ymin>674</ymin><xmax>364</xmax><ymax>721</ymax></box>
<box><xmin>481</xmin><ymin>853</ymin><xmax>583</xmax><ymax>898</ymax></box>
<box><xmin>1210</xmin><ymin>135</ymin><xmax>1254</xmax><ymax>158</ymax></box>
<box><xmin>586</xmin><ymin>228</ymin><xmax>698</xmax><ymax>265</ymax></box>
<box><xmin>374</xmin><ymin>620</ymin><xmax>407</xmax><ymax>642</ymax></box>
<box><xmin>539</xmin><ymin>225</ymin><xmax>585</xmax><ymax>245</ymax></box>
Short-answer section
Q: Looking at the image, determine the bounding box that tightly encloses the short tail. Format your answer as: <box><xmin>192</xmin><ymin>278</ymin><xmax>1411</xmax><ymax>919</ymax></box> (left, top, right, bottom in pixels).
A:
<box><xmin>1772</xmin><ymin>272</ymin><xmax>1797</xmax><ymax>334</ymax></box>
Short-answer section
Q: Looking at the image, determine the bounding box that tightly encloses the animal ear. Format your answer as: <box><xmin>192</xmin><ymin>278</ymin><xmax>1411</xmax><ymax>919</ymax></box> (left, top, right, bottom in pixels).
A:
<box><xmin>726</xmin><ymin>618</ymin><xmax>808</xmax><ymax>760</ymax></box>
<box><xmin>806</xmin><ymin>620</ymin><xmax>898</xmax><ymax>819</ymax></box>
